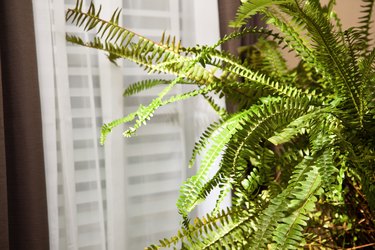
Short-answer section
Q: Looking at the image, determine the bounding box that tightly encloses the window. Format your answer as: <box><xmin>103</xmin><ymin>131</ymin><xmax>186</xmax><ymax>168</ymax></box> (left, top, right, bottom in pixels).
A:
<box><xmin>33</xmin><ymin>0</ymin><xmax>225</xmax><ymax>249</ymax></box>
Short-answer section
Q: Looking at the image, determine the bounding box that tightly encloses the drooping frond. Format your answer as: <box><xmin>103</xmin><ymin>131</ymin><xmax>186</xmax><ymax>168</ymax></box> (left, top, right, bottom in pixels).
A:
<box><xmin>147</xmin><ymin>206</ymin><xmax>261</xmax><ymax>250</ymax></box>
<box><xmin>249</xmin><ymin>39</ymin><xmax>290</xmax><ymax>82</ymax></box>
<box><xmin>287</xmin><ymin>1</ymin><xmax>365</xmax><ymax>126</ymax></box>
<box><xmin>357</xmin><ymin>0</ymin><xmax>375</xmax><ymax>49</ymax></box>
<box><xmin>179</xmin><ymin>97</ymin><xmax>313</xmax><ymax>221</ymax></box>
<box><xmin>65</xmin><ymin>35</ymin><xmax>216</xmax><ymax>84</ymax></box>
<box><xmin>271</xmin><ymin>166</ymin><xmax>322</xmax><ymax>249</ymax></box>
<box><xmin>177</xmin><ymin>109</ymin><xmax>259</xmax><ymax>218</ymax></box>
<box><xmin>202</xmin><ymin>94</ymin><xmax>228</xmax><ymax>119</ymax></box>
<box><xmin>101</xmin><ymin>75</ymin><xmax>211</xmax><ymax>143</ymax></box>
<box><xmin>212</xmin><ymin>26</ymin><xmax>285</xmax><ymax>49</ymax></box>
<box><xmin>123</xmin><ymin>79</ymin><xmax>170</xmax><ymax>96</ymax></box>
<box><xmin>360</xmin><ymin>47</ymin><xmax>375</xmax><ymax>90</ymax></box>
<box><xmin>206</xmin><ymin>49</ymin><xmax>311</xmax><ymax>98</ymax></box>
<box><xmin>66</xmin><ymin>2</ymin><xmax>218</xmax><ymax>85</ymax></box>
<box><xmin>263</xmin><ymin>7</ymin><xmax>317</xmax><ymax>70</ymax></box>
<box><xmin>247</xmin><ymin>156</ymin><xmax>318</xmax><ymax>249</ymax></box>
<box><xmin>230</xmin><ymin>0</ymin><xmax>293</xmax><ymax>28</ymax></box>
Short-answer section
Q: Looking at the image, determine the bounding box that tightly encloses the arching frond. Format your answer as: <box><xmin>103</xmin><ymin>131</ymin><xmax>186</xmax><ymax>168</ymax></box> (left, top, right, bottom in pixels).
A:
<box><xmin>357</xmin><ymin>0</ymin><xmax>375</xmax><ymax>50</ymax></box>
<box><xmin>123</xmin><ymin>79</ymin><xmax>170</xmax><ymax>96</ymax></box>
<box><xmin>177</xmin><ymin>109</ymin><xmax>258</xmax><ymax>217</ymax></box>
<box><xmin>230</xmin><ymin>0</ymin><xmax>293</xmax><ymax>28</ymax></box>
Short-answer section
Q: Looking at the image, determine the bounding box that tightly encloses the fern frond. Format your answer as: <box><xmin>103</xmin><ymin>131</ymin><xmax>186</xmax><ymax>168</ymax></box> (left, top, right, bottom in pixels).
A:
<box><xmin>202</xmin><ymin>94</ymin><xmax>228</xmax><ymax>119</ymax></box>
<box><xmin>360</xmin><ymin>47</ymin><xmax>375</xmax><ymax>90</ymax></box>
<box><xmin>290</xmin><ymin>1</ymin><xmax>365</xmax><ymax>126</ymax></box>
<box><xmin>177</xmin><ymin>110</ymin><xmax>257</xmax><ymax>217</ymax></box>
<box><xmin>147</xmin><ymin>207</ymin><xmax>257</xmax><ymax>249</ymax></box>
<box><xmin>268</xmin><ymin>106</ymin><xmax>330</xmax><ymax>145</ymax></box>
<box><xmin>248</xmin><ymin>156</ymin><xmax>315</xmax><ymax>248</ymax></box>
<box><xmin>147</xmin><ymin>208</ymin><xmax>237</xmax><ymax>249</ymax></box>
<box><xmin>358</xmin><ymin>0</ymin><xmax>375</xmax><ymax>50</ymax></box>
<box><xmin>208</xmin><ymin>49</ymin><xmax>310</xmax><ymax>98</ymax></box>
<box><xmin>251</xmin><ymin>39</ymin><xmax>290</xmax><ymax>82</ymax></box>
<box><xmin>272</xmin><ymin>167</ymin><xmax>322</xmax><ymax>249</ymax></box>
<box><xmin>211</xmin><ymin>182</ymin><xmax>232</xmax><ymax>217</ymax></box>
<box><xmin>100</xmin><ymin>76</ymin><xmax>186</xmax><ymax>143</ymax></box>
<box><xmin>100</xmin><ymin>111</ymin><xmax>136</xmax><ymax>145</ymax></box>
<box><xmin>263</xmin><ymin>7</ymin><xmax>317</xmax><ymax>70</ymax></box>
<box><xmin>230</xmin><ymin>0</ymin><xmax>293</xmax><ymax>28</ymax></box>
<box><xmin>188</xmin><ymin>121</ymin><xmax>223</xmax><ymax>169</ymax></box>
<box><xmin>123</xmin><ymin>79</ymin><xmax>169</xmax><ymax>96</ymax></box>
<box><xmin>66</xmin><ymin>3</ymin><xmax>218</xmax><ymax>85</ymax></box>
<box><xmin>225</xmin><ymin>97</ymin><xmax>311</xmax><ymax>175</ymax></box>
<box><xmin>162</xmin><ymin>86</ymin><xmax>212</xmax><ymax>106</ymax></box>
<box><xmin>212</xmin><ymin>26</ymin><xmax>285</xmax><ymax>49</ymax></box>
<box><xmin>66</xmin><ymin>35</ymin><xmax>217</xmax><ymax>85</ymax></box>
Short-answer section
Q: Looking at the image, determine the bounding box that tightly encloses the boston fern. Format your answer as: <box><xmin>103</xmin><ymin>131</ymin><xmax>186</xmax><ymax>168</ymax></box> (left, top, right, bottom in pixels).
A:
<box><xmin>66</xmin><ymin>0</ymin><xmax>375</xmax><ymax>248</ymax></box>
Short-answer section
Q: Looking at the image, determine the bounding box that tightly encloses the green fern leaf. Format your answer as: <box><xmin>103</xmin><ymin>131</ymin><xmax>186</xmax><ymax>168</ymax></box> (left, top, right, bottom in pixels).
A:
<box><xmin>230</xmin><ymin>0</ymin><xmax>293</xmax><ymax>28</ymax></box>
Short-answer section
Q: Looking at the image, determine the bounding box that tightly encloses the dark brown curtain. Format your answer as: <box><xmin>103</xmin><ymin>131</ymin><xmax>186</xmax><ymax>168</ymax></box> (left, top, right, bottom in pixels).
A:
<box><xmin>218</xmin><ymin>0</ymin><xmax>264</xmax><ymax>54</ymax></box>
<box><xmin>0</xmin><ymin>1</ymin><xmax>49</xmax><ymax>249</ymax></box>
<box><xmin>218</xmin><ymin>0</ymin><xmax>265</xmax><ymax>112</ymax></box>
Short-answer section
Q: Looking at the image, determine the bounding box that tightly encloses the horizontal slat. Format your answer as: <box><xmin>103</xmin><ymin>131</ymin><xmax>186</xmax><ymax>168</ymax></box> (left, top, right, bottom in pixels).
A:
<box><xmin>79</xmin><ymin>244</ymin><xmax>102</xmax><ymax>250</ymax></box>
<box><xmin>123</xmin><ymin>16</ymin><xmax>170</xmax><ymax>30</ymax></box>
<box><xmin>75</xmin><ymin>189</ymin><xmax>107</xmax><ymax>204</ymax></box>
<box><xmin>77</xmin><ymin>211</ymin><xmax>104</xmax><ymax>226</ymax></box>
<box><xmin>57</xmin><ymin>174</ymin><xmax>105</xmax><ymax>190</ymax></box>
<box><xmin>72</xmin><ymin>128</ymin><xmax>95</xmax><ymax>141</ymax></box>
<box><xmin>126</xmin><ymin>158</ymin><xmax>181</xmax><ymax>177</ymax></box>
<box><xmin>74</xmin><ymin>148</ymin><xmax>104</xmax><ymax>162</ymax></box>
<box><xmin>78</xmin><ymin>230</ymin><xmax>103</xmax><ymax>249</ymax></box>
<box><xmin>127</xmin><ymin>179</ymin><xmax>180</xmax><ymax>197</ymax></box>
<box><xmin>128</xmin><ymin>195</ymin><xmax>179</xmax><ymax>217</ymax></box>
<box><xmin>70</xmin><ymin>88</ymin><xmax>101</xmax><ymax>97</ymax></box>
<box><xmin>71</xmin><ymin>109</ymin><xmax>102</xmax><ymax>119</ymax></box>
<box><xmin>68</xmin><ymin>67</ymin><xmax>99</xmax><ymax>76</ymax></box>
<box><xmin>122</xmin><ymin>9</ymin><xmax>170</xmax><ymax>18</ymax></box>
<box><xmin>127</xmin><ymin>210</ymin><xmax>180</xmax><ymax>238</ymax></box>
<box><xmin>75</xmin><ymin>168</ymin><xmax>105</xmax><ymax>184</ymax></box>
<box><xmin>124</xmin><ymin>140</ymin><xmax>182</xmax><ymax>157</ymax></box>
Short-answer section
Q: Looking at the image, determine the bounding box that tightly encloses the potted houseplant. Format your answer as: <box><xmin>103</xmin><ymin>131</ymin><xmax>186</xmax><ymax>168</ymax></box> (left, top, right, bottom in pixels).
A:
<box><xmin>66</xmin><ymin>0</ymin><xmax>374</xmax><ymax>248</ymax></box>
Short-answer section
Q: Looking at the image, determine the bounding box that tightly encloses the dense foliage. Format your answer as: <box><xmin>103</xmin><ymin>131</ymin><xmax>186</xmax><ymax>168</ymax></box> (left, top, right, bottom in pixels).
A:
<box><xmin>67</xmin><ymin>0</ymin><xmax>375</xmax><ymax>248</ymax></box>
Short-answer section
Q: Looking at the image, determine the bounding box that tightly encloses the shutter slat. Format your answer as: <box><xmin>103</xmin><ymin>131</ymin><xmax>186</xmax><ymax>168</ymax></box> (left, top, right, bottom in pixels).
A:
<box><xmin>128</xmin><ymin>179</ymin><xmax>181</xmax><ymax>197</ymax></box>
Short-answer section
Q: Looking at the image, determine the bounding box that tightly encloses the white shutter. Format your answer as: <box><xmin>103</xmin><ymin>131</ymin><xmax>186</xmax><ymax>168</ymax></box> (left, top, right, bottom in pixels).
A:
<box><xmin>120</xmin><ymin>1</ymin><xmax>186</xmax><ymax>248</ymax></box>
<box><xmin>57</xmin><ymin>0</ymin><xmax>107</xmax><ymax>249</ymax></box>
<box><xmin>34</xmin><ymin>0</ymin><xmax>223</xmax><ymax>249</ymax></box>
<box><xmin>34</xmin><ymin>0</ymin><xmax>190</xmax><ymax>249</ymax></box>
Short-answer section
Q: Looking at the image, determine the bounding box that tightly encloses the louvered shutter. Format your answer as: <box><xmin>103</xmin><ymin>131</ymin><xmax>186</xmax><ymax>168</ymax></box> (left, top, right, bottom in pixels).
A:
<box><xmin>34</xmin><ymin>0</ymin><xmax>224</xmax><ymax>249</ymax></box>
<box><xmin>118</xmin><ymin>1</ymin><xmax>186</xmax><ymax>249</ymax></box>
<box><xmin>37</xmin><ymin>0</ymin><xmax>190</xmax><ymax>249</ymax></box>
<box><xmin>54</xmin><ymin>1</ymin><xmax>107</xmax><ymax>249</ymax></box>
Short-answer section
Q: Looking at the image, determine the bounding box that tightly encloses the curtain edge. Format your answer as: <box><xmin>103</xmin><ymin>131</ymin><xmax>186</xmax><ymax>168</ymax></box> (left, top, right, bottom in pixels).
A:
<box><xmin>0</xmin><ymin>0</ymin><xmax>50</xmax><ymax>249</ymax></box>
